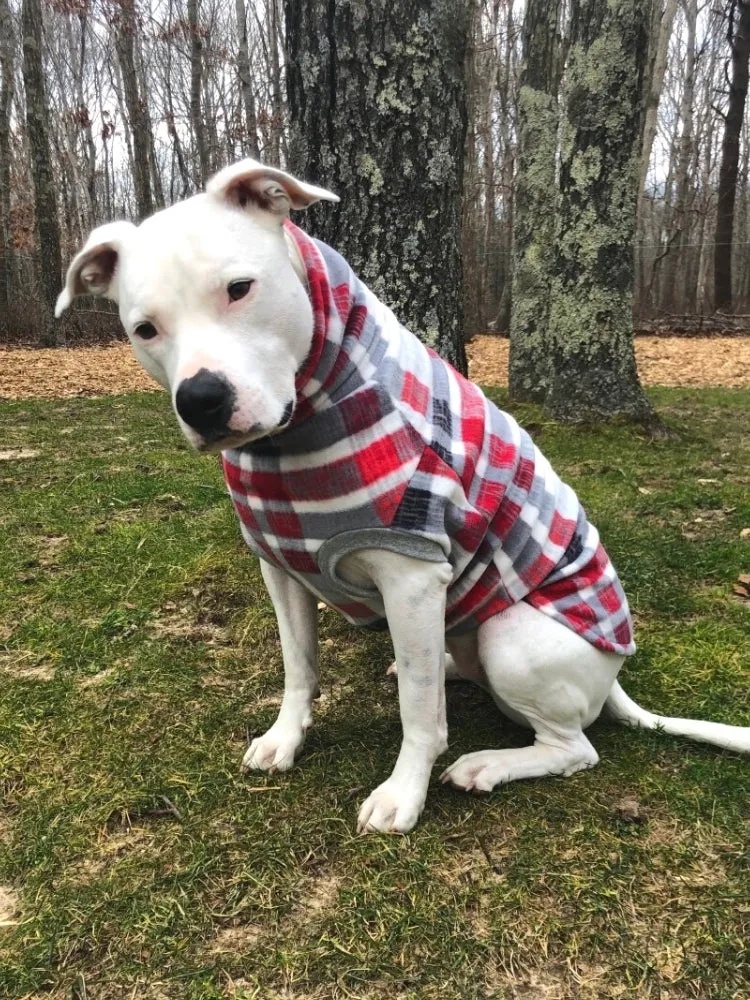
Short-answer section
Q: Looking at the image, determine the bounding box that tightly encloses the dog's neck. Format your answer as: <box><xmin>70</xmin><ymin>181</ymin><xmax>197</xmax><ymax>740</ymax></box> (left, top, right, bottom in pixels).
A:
<box><xmin>284</xmin><ymin>227</ymin><xmax>308</xmax><ymax>289</ymax></box>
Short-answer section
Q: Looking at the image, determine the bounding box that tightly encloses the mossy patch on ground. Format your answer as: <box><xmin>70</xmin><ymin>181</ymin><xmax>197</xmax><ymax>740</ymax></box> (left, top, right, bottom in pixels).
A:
<box><xmin>0</xmin><ymin>387</ymin><xmax>748</xmax><ymax>998</ymax></box>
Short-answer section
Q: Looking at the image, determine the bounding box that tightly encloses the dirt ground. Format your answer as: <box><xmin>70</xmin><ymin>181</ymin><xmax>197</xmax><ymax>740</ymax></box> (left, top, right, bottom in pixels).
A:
<box><xmin>0</xmin><ymin>335</ymin><xmax>749</xmax><ymax>400</ymax></box>
<box><xmin>466</xmin><ymin>335</ymin><xmax>750</xmax><ymax>390</ymax></box>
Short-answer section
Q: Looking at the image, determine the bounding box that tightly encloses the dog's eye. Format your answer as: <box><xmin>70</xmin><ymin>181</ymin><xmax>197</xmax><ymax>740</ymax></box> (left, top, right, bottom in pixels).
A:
<box><xmin>134</xmin><ymin>322</ymin><xmax>158</xmax><ymax>340</ymax></box>
<box><xmin>228</xmin><ymin>279</ymin><xmax>253</xmax><ymax>302</ymax></box>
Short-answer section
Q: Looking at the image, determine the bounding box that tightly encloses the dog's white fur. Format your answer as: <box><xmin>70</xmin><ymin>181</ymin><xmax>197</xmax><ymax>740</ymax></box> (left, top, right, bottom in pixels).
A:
<box><xmin>58</xmin><ymin>159</ymin><xmax>750</xmax><ymax>834</ymax></box>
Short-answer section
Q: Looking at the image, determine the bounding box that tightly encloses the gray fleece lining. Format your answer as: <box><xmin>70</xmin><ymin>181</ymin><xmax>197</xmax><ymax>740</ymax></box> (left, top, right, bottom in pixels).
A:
<box><xmin>318</xmin><ymin>528</ymin><xmax>449</xmax><ymax>599</ymax></box>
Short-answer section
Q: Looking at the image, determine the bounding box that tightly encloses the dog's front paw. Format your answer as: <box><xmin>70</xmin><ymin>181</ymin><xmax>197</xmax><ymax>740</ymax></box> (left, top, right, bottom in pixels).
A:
<box><xmin>242</xmin><ymin>722</ymin><xmax>306</xmax><ymax>774</ymax></box>
<box><xmin>357</xmin><ymin>778</ymin><xmax>427</xmax><ymax>834</ymax></box>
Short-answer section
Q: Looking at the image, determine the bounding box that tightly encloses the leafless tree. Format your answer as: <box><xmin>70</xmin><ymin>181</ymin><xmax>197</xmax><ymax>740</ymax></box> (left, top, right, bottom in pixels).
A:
<box><xmin>187</xmin><ymin>0</ymin><xmax>209</xmax><ymax>184</ymax></box>
<box><xmin>714</xmin><ymin>0</ymin><xmax>750</xmax><ymax>309</ymax></box>
<box><xmin>22</xmin><ymin>0</ymin><xmax>64</xmax><ymax>345</ymax></box>
<box><xmin>0</xmin><ymin>0</ymin><xmax>14</xmax><ymax>331</ymax></box>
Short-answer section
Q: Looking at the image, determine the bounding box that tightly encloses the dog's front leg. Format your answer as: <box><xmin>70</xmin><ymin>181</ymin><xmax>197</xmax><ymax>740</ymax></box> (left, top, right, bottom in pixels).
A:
<box><xmin>351</xmin><ymin>551</ymin><xmax>452</xmax><ymax>833</ymax></box>
<box><xmin>243</xmin><ymin>561</ymin><xmax>318</xmax><ymax>773</ymax></box>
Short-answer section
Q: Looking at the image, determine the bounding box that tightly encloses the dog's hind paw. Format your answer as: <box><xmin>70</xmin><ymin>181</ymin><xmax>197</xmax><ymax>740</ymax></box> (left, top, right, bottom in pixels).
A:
<box><xmin>440</xmin><ymin>741</ymin><xmax>599</xmax><ymax>793</ymax></box>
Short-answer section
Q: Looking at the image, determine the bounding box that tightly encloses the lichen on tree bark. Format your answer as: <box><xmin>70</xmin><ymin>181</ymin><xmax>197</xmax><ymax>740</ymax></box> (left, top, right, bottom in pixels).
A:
<box><xmin>509</xmin><ymin>0</ymin><xmax>563</xmax><ymax>401</ymax></box>
<box><xmin>285</xmin><ymin>0</ymin><xmax>469</xmax><ymax>374</ymax></box>
<box><xmin>544</xmin><ymin>0</ymin><xmax>654</xmax><ymax>423</ymax></box>
<box><xmin>511</xmin><ymin>0</ymin><xmax>656</xmax><ymax>425</ymax></box>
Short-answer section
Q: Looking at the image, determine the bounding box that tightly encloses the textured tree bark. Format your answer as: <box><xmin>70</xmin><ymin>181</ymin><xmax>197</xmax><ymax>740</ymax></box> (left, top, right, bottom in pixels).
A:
<box><xmin>285</xmin><ymin>0</ymin><xmax>469</xmax><ymax>374</ymax></box>
<box><xmin>135</xmin><ymin>27</ymin><xmax>164</xmax><ymax>209</ymax></box>
<box><xmin>72</xmin><ymin>11</ymin><xmax>98</xmax><ymax>226</ymax></box>
<box><xmin>544</xmin><ymin>0</ymin><xmax>655</xmax><ymax>424</ymax></box>
<box><xmin>268</xmin><ymin>0</ymin><xmax>284</xmax><ymax>165</ymax></box>
<box><xmin>714</xmin><ymin>0</ymin><xmax>750</xmax><ymax>311</ymax></box>
<box><xmin>0</xmin><ymin>0</ymin><xmax>14</xmax><ymax>332</ymax></box>
<box><xmin>188</xmin><ymin>0</ymin><xmax>209</xmax><ymax>185</ymax></box>
<box><xmin>638</xmin><ymin>0</ymin><xmax>679</xmax><ymax>220</ymax></box>
<box><xmin>495</xmin><ymin>0</ymin><xmax>516</xmax><ymax>335</ymax></box>
<box><xmin>235</xmin><ymin>0</ymin><xmax>260</xmax><ymax>158</ymax></box>
<box><xmin>636</xmin><ymin>0</ymin><xmax>678</xmax><ymax>304</ymax></box>
<box><xmin>462</xmin><ymin>3</ymin><xmax>481</xmax><ymax>337</ymax></box>
<box><xmin>115</xmin><ymin>0</ymin><xmax>154</xmax><ymax>219</ymax></box>
<box><xmin>163</xmin><ymin>9</ymin><xmax>191</xmax><ymax>201</ymax></box>
<box><xmin>508</xmin><ymin>0</ymin><xmax>562</xmax><ymax>402</ymax></box>
<box><xmin>22</xmin><ymin>0</ymin><xmax>64</xmax><ymax>346</ymax></box>
<box><xmin>661</xmin><ymin>0</ymin><xmax>697</xmax><ymax>314</ymax></box>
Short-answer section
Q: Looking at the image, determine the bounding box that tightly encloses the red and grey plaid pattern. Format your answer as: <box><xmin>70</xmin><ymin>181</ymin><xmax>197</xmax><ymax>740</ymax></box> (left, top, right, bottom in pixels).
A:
<box><xmin>221</xmin><ymin>221</ymin><xmax>635</xmax><ymax>656</ymax></box>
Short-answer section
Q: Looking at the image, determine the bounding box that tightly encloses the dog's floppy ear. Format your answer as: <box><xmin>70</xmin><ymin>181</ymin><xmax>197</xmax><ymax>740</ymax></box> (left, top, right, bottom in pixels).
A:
<box><xmin>55</xmin><ymin>221</ymin><xmax>136</xmax><ymax>316</ymax></box>
<box><xmin>206</xmin><ymin>159</ymin><xmax>339</xmax><ymax>218</ymax></box>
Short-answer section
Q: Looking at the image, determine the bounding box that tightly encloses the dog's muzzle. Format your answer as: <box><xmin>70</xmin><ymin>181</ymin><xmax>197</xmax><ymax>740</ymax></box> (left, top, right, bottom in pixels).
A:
<box><xmin>175</xmin><ymin>369</ymin><xmax>235</xmax><ymax>436</ymax></box>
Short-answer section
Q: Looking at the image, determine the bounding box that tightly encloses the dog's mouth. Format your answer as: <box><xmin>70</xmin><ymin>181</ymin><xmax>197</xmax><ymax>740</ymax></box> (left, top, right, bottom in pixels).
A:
<box><xmin>194</xmin><ymin>400</ymin><xmax>296</xmax><ymax>453</ymax></box>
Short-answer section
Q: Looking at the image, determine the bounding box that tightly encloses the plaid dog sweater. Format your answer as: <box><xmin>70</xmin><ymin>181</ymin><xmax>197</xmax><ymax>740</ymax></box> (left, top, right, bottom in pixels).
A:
<box><xmin>222</xmin><ymin>221</ymin><xmax>635</xmax><ymax>656</ymax></box>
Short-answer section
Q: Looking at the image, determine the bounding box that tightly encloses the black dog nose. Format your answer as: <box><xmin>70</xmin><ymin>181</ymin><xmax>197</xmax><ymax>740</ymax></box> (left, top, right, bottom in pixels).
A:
<box><xmin>175</xmin><ymin>369</ymin><xmax>234</xmax><ymax>434</ymax></box>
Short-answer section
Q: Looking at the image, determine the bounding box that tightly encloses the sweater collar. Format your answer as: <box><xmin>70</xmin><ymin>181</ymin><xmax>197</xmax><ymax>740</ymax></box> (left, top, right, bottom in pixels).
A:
<box><xmin>284</xmin><ymin>220</ymin><xmax>353</xmax><ymax>419</ymax></box>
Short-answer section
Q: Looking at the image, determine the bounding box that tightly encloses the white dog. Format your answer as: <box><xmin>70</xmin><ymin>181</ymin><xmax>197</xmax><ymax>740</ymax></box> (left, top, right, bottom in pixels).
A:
<box><xmin>57</xmin><ymin>160</ymin><xmax>750</xmax><ymax>834</ymax></box>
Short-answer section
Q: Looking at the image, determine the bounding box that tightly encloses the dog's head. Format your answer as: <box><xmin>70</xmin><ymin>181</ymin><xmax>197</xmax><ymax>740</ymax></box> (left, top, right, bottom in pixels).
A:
<box><xmin>56</xmin><ymin>160</ymin><xmax>339</xmax><ymax>451</ymax></box>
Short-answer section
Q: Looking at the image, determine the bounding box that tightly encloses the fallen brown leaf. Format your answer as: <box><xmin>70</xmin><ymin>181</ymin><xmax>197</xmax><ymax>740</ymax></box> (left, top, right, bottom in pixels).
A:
<box><xmin>614</xmin><ymin>796</ymin><xmax>647</xmax><ymax>823</ymax></box>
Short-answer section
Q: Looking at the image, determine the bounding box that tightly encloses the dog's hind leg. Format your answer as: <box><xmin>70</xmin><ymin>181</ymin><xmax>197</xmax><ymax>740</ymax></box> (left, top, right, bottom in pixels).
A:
<box><xmin>441</xmin><ymin>602</ymin><xmax>623</xmax><ymax>793</ymax></box>
<box><xmin>387</xmin><ymin>633</ymin><xmax>486</xmax><ymax>686</ymax></box>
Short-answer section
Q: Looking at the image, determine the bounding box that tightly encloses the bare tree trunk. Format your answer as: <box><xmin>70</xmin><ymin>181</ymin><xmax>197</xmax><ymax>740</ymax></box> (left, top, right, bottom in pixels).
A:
<box><xmin>544</xmin><ymin>0</ymin><xmax>656</xmax><ymax>425</ymax></box>
<box><xmin>495</xmin><ymin>0</ymin><xmax>516</xmax><ymax>334</ymax></box>
<box><xmin>202</xmin><ymin>79</ymin><xmax>220</xmax><ymax>174</ymax></box>
<box><xmin>662</xmin><ymin>0</ymin><xmax>697</xmax><ymax>313</ymax></box>
<box><xmin>636</xmin><ymin>0</ymin><xmax>678</xmax><ymax>312</ymax></box>
<box><xmin>714</xmin><ymin>0</ymin><xmax>750</xmax><ymax>311</ymax></box>
<box><xmin>509</xmin><ymin>0</ymin><xmax>562</xmax><ymax>401</ymax></box>
<box><xmin>77</xmin><ymin>12</ymin><xmax>98</xmax><ymax>224</ymax></box>
<box><xmin>481</xmin><ymin>35</ymin><xmax>497</xmax><ymax>330</ymax></box>
<box><xmin>62</xmin><ymin>10</ymin><xmax>97</xmax><ymax>228</ymax></box>
<box><xmin>22</xmin><ymin>0</ymin><xmax>64</xmax><ymax>346</ymax></box>
<box><xmin>639</xmin><ymin>0</ymin><xmax>679</xmax><ymax>213</ymax></box>
<box><xmin>53</xmin><ymin>19</ymin><xmax>86</xmax><ymax>242</ymax></box>
<box><xmin>115</xmin><ymin>0</ymin><xmax>154</xmax><ymax>219</ymax></box>
<box><xmin>0</xmin><ymin>0</ymin><xmax>14</xmax><ymax>332</ymax></box>
<box><xmin>286</xmin><ymin>0</ymin><xmax>469</xmax><ymax>374</ymax></box>
<box><xmin>235</xmin><ymin>0</ymin><xmax>260</xmax><ymax>158</ymax></box>
<box><xmin>462</xmin><ymin>0</ymin><xmax>482</xmax><ymax>337</ymax></box>
<box><xmin>188</xmin><ymin>0</ymin><xmax>209</xmax><ymax>185</ymax></box>
<box><xmin>736</xmin><ymin>123</ymin><xmax>750</xmax><ymax>305</ymax></box>
<box><xmin>134</xmin><ymin>25</ymin><xmax>164</xmax><ymax>208</ymax></box>
<box><xmin>94</xmin><ymin>55</ymin><xmax>114</xmax><ymax>218</ymax></box>
<box><xmin>165</xmin><ymin>0</ymin><xmax>191</xmax><ymax>200</ymax></box>
<box><xmin>268</xmin><ymin>0</ymin><xmax>283</xmax><ymax>164</ymax></box>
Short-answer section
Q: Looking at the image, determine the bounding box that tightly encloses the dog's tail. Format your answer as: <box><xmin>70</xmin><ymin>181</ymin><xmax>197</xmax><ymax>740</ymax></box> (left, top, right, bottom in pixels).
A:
<box><xmin>605</xmin><ymin>681</ymin><xmax>750</xmax><ymax>754</ymax></box>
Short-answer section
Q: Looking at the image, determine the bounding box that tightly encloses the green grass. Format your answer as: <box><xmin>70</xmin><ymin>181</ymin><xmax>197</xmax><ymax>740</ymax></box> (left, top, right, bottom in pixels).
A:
<box><xmin>0</xmin><ymin>387</ymin><xmax>748</xmax><ymax>999</ymax></box>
